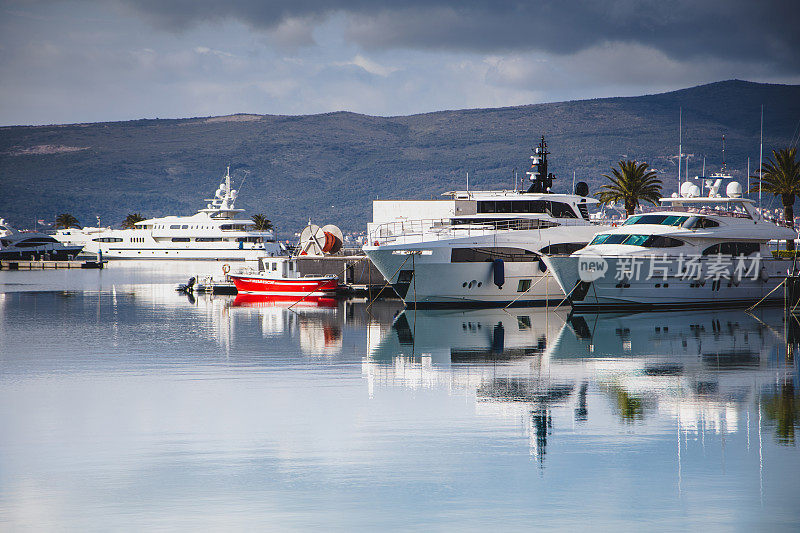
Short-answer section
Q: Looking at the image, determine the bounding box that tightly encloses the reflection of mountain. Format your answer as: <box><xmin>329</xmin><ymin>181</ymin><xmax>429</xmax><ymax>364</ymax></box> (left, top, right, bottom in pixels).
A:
<box><xmin>364</xmin><ymin>305</ymin><xmax>798</xmax><ymax>465</ymax></box>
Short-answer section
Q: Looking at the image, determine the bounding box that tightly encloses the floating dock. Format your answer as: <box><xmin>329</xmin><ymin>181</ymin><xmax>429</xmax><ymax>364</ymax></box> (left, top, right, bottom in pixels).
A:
<box><xmin>1</xmin><ymin>259</ymin><xmax>106</xmax><ymax>270</ymax></box>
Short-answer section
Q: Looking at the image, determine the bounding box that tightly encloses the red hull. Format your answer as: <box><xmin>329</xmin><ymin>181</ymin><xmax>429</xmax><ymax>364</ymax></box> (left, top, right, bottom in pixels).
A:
<box><xmin>230</xmin><ymin>274</ymin><xmax>338</xmax><ymax>294</ymax></box>
<box><xmin>232</xmin><ymin>294</ymin><xmax>337</xmax><ymax>308</ymax></box>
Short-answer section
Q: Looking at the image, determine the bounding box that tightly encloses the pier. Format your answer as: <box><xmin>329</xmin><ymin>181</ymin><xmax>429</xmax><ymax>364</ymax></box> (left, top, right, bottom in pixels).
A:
<box><xmin>0</xmin><ymin>259</ymin><xmax>106</xmax><ymax>270</ymax></box>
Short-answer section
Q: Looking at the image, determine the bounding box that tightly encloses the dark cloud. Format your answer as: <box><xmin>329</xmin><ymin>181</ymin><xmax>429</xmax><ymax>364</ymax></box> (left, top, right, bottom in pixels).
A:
<box><xmin>116</xmin><ymin>0</ymin><xmax>800</xmax><ymax>70</ymax></box>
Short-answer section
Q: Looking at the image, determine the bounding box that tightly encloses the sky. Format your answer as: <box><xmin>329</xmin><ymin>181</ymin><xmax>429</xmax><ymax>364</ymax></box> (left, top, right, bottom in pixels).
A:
<box><xmin>1</xmin><ymin>0</ymin><xmax>799</xmax><ymax>126</ymax></box>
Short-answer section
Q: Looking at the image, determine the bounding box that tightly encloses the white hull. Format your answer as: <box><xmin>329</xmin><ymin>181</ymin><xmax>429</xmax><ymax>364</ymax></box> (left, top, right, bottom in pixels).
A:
<box><xmin>82</xmin><ymin>241</ymin><xmax>272</xmax><ymax>261</ymax></box>
<box><xmin>544</xmin><ymin>254</ymin><xmax>791</xmax><ymax>310</ymax></box>
<box><xmin>364</xmin><ymin>226</ymin><xmax>602</xmax><ymax>306</ymax></box>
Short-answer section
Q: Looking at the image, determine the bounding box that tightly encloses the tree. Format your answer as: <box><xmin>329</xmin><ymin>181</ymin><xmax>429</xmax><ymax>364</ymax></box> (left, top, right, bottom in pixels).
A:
<box><xmin>750</xmin><ymin>147</ymin><xmax>800</xmax><ymax>250</ymax></box>
<box><xmin>122</xmin><ymin>213</ymin><xmax>146</xmax><ymax>229</ymax></box>
<box><xmin>54</xmin><ymin>213</ymin><xmax>80</xmax><ymax>229</ymax></box>
<box><xmin>251</xmin><ymin>214</ymin><xmax>273</xmax><ymax>231</ymax></box>
<box><xmin>596</xmin><ymin>160</ymin><xmax>662</xmax><ymax>216</ymax></box>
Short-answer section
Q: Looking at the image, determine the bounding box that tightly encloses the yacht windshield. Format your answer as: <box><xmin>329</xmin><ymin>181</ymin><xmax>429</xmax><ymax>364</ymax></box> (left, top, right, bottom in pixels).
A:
<box><xmin>623</xmin><ymin>214</ymin><xmax>688</xmax><ymax>226</ymax></box>
<box><xmin>590</xmin><ymin>234</ymin><xmax>684</xmax><ymax>248</ymax></box>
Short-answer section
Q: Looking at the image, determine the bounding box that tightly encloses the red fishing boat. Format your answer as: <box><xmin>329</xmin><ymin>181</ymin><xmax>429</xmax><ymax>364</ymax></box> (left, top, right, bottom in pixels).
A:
<box><xmin>229</xmin><ymin>257</ymin><xmax>339</xmax><ymax>295</ymax></box>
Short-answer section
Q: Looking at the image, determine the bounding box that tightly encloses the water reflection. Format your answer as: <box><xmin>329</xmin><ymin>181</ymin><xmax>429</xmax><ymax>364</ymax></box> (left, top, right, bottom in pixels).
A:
<box><xmin>2</xmin><ymin>273</ymin><xmax>800</xmax><ymax>528</ymax></box>
<box><xmin>365</xmin><ymin>306</ymin><xmax>800</xmax><ymax>466</ymax></box>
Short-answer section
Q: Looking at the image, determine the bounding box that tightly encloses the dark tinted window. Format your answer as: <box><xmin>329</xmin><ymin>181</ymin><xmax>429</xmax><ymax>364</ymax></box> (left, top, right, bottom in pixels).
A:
<box><xmin>451</xmin><ymin>247</ymin><xmax>540</xmax><ymax>262</ymax></box>
<box><xmin>171</xmin><ymin>237</ymin><xmax>190</xmax><ymax>242</ymax></box>
<box><xmin>539</xmin><ymin>243</ymin><xmax>587</xmax><ymax>255</ymax></box>
<box><xmin>702</xmin><ymin>242</ymin><xmax>760</xmax><ymax>256</ymax></box>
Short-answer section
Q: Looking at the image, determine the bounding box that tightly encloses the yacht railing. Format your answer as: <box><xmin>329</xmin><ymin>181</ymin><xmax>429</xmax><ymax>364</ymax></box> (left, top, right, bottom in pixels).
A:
<box><xmin>368</xmin><ymin>217</ymin><xmax>597</xmax><ymax>246</ymax></box>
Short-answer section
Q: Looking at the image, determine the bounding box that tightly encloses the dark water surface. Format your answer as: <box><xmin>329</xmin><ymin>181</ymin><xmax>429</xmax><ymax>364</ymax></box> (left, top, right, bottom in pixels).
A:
<box><xmin>1</xmin><ymin>262</ymin><xmax>799</xmax><ymax>530</ymax></box>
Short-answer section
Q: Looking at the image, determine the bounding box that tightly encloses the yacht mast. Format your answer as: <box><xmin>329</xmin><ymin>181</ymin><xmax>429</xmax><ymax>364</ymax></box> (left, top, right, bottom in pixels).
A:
<box><xmin>678</xmin><ymin>107</ymin><xmax>682</xmax><ymax>192</ymax></box>
<box><xmin>759</xmin><ymin>105</ymin><xmax>763</xmax><ymax>218</ymax></box>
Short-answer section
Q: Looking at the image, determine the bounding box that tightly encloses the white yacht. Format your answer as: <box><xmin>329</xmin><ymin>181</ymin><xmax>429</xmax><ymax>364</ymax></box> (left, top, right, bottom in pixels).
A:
<box><xmin>0</xmin><ymin>218</ymin><xmax>83</xmax><ymax>260</ymax></box>
<box><xmin>77</xmin><ymin>168</ymin><xmax>282</xmax><ymax>260</ymax></box>
<box><xmin>542</xmin><ymin>178</ymin><xmax>798</xmax><ymax>310</ymax></box>
<box><xmin>363</xmin><ymin>138</ymin><xmax>609</xmax><ymax>307</ymax></box>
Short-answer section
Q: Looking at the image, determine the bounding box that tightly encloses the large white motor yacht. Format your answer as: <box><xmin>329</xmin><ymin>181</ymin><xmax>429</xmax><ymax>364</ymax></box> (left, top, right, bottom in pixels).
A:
<box><xmin>542</xmin><ymin>178</ymin><xmax>798</xmax><ymax>310</ymax></box>
<box><xmin>363</xmin><ymin>138</ymin><xmax>610</xmax><ymax>307</ymax></box>
<box><xmin>76</xmin><ymin>168</ymin><xmax>282</xmax><ymax>260</ymax></box>
<box><xmin>0</xmin><ymin>218</ymin><xmax>83</xmax><ymax>260</ymax></box>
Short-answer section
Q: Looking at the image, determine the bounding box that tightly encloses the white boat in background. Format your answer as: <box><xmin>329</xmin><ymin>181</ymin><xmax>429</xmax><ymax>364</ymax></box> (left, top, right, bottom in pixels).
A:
<box><xmin>542</xmin><ymin>178</ymin><xmax>798</xmax><ymax>310</ymax></box>
<box><xmin>74</xmin><ymin>167</ymin><xmax>283</xmax><ymax>260</ymax></box>
<box><xmin>363</xmin><ymin>137</ymin><xmax>610</xmax><ymax>307</ymax></box>
<box><xmin>0</xmin><ymin>218</ymin><xmax>83</xmax><ymax>260</ymax></box>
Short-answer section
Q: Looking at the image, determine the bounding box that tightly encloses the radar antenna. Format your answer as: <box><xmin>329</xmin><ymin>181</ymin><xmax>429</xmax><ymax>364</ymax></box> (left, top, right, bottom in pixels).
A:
<box><xmin>526</xmin><ymin>136</ymin><xmax>554</xmax><ymax>193</ymax></box>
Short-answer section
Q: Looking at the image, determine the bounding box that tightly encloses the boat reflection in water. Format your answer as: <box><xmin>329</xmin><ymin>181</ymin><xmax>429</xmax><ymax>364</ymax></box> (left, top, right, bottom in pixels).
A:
<box><xmin>231</xmin><ymin>293</ymin><xmax>338</xmax><ymax>309</ymax></box>
<box><xmin>365</xmin><ymin>305</ymin><xmax>799</xmax><ymax>467</ymax></box>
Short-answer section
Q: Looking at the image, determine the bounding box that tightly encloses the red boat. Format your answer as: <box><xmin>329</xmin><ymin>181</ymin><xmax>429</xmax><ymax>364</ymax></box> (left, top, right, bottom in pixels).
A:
<box><xmin>229</xmin><ymin>257</ymin><xmax>339</xmax><ymax>295</ymax></box>
<box><xmin>231</xmin><ymin>293</ymin><xmax>338</xmax><ymax>308</ymax></box>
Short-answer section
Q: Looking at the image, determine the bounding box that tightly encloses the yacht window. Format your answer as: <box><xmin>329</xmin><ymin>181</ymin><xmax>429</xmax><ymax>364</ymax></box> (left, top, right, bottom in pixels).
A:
<box><xmin>451</xmin><ymin>247</ymin><xmax>540</xmax><ymax>262</ymax></box>
<box><xmin>171</xmin><ymin>237</ymin><xmax>190</xmax><ymax>242</ymax></box>
<box><xmin>181</xmin><ymin>225</ymin><xmax>188</xmax><ymax>229</ymax></box>
<box><xmin>702</xmin><ymin>242</ymin><xmax>761</xmax><ymax>256</ymax></box>
<box><xmin>548</xmin><ymin>202</ymin><xmax>578</xmax><ymax>218</ymax></box>
<box><xmin>271</xmin><ymin>262</ymin><xmax>278</xmax><ymax>270</ymax></box>
<box><xmin>622</xmin><ymin>234</ymin><xmax>650</xmax><ymax>246</ymax></box>
<box><xmin>16</xmin><ymin>237</ymin><xmax>59</xmax><ymax>247</ymax></box>
<box><xmin>170</xmin><ymin>224</ymin><xmax>180</xmax><ymax>229</ymax></box>
<box><xmin>195</xmin><ymin>237</ymin><xmax>222</xmax><ymax>242</ymax></box>
<box><xmin>643</xmin><ymin>235</ymin><xmax>684</xmax><ymax>248</ymax></box>
<box><xmin>517</xmin><ymin>279</ymin><xmax>532</xmax><ymax>292</ymax></box>
<box><xmin>603</xmin><ymin>234</ymin><xmax>629</xmax><ymax>245</ymax></box>
<box><xmin>92</xmin><ymin>237</ymin><xmax>123</xmax><ymax>243</ymax></box>
<box><xmin>688</xmin><ymin>217</ymin><xmax>720</xmax><ymax>229</ymax></box>
<box><xmin>590</xmin><ymin>234</ymin><xmax>610</xmax><ymax>245</ymax></box>
<box><xmin>288</xmin><ymin>263</ymin><xmax>294</xmax><ymax>271</ymax></box>
<box><xmin>538</xmin><ymin>243</ymin><xmax>587</xmax><ymax>255</ymax></box>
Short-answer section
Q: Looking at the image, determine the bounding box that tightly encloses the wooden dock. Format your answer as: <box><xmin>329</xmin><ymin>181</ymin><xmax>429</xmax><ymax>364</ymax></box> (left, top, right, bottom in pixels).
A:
<box><xmin>0</xmin><ymin>259</ymin><xmax>106</xmax><ymax>270</ymax></box>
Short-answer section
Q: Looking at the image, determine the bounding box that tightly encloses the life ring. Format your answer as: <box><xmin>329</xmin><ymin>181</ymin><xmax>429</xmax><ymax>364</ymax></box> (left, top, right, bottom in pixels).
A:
<box><xmin>222</xmin><ymin>264</ymin><xmax>230</xmax><ymax>274</ymax></box>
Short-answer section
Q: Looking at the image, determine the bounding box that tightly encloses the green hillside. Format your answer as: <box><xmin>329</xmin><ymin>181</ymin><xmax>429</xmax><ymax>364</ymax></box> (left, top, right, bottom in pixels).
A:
<box><xmin>1</xmin><ymin>80</ymin><xmax>799</xmax><ymax>237</ymax></box>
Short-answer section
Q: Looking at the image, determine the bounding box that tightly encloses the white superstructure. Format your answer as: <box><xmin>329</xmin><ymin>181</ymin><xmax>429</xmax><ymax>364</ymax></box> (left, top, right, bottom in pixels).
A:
<box><xmin>75</xmin><ymin>168</ymin><xmax>282</xmax><ymax>260</ymax></box>
<box><xmin>363</xmin><ymin>137</ymin><xmax>610</xmax><ymax>307</ymax></box>
<box><xmin>542</xmin><ymin>178</ymin><xmax>798</xmax><ymax>309</ymax></box>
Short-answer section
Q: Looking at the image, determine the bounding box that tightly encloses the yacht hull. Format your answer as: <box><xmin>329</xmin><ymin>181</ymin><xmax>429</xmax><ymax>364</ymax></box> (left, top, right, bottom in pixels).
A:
<box><xmin>364</xmin><ymin>243</ymin><xmax>564</xmax><ymax>307</ymax></box>
<box><xmin>543</xmin><ymin>254</ymin><xmax>791</xmax><ymax>310</ymax></box>
<box><xmin>0</xmin><ymin>245</ymin><xmax>83</xmax><ymax>261</ymax></box>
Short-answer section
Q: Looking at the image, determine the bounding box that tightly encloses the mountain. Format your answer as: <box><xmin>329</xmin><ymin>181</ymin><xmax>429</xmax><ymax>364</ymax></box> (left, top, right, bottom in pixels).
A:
<box><xmin>1</xmin><ymin>80</ymin><xmax>799</xmax><ymax>237</ymax></box>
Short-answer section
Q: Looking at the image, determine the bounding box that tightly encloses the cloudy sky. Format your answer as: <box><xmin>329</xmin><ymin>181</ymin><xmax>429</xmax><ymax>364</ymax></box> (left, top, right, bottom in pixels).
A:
<box><xmin>1</xmin><ymin>0</ymin><xmax>798</xmax><ymax>126</ymax></box>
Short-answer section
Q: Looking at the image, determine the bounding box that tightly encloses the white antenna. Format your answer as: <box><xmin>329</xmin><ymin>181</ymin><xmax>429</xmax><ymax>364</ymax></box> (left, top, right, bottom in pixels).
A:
<box><xmin>466</xmin><ymin>171</ymin><xmax>469</xmax><ymax>192</ymax></box>
<box><xmin>747</xmin><ymin>157</ymin><xmax>750</xmax><ymax>197</ymax></box>
<box><xmin>759</xmin><ymin>105</ymin><xmax>763</xmax><ymax>218</ymax></box>
<box><xmin>678</xmin><ymin>107</ymin><xmax>682</xmax><ymax>192</ymax></box>
<box><xmin>514</xmin><ymin>169</ymin><xmax>517</xmax><ymax>191</ymax></box>
<box><xmin>572</xmin><ymin>170</ymin><xmax>576</xmax><ymax>192</ymax></box>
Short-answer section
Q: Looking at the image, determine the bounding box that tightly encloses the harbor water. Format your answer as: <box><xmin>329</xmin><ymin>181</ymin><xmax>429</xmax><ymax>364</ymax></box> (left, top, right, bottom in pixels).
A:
<box><xmin>1</xmin><ymin>262</ymin><xmax>799</xmax><ymax>530</ymax></box>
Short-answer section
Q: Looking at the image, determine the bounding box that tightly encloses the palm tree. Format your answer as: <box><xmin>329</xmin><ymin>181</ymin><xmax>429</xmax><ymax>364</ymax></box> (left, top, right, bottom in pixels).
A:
<box><xmin>54</xmin><ymin>213</ymin><xmax>80</xmax><ymax>229</ymax></box>
<box><xmin>596</xmin><ymin>160</ymin><xmax>662</xmax><ymax>216</ymax></box>
<box><xmin>251</xmin><ymin>214</ymin><xmax>273</xmax><ymax>231</ymax></box>
<box><xmin>121</xmin><ymin>213</ymin><xmax>146</xmax><ymax>229</ymax></box>
<box><xmin>750</xmin><ymin>148</ymin><xmax>800</xmax><ymax>250</ymax></box>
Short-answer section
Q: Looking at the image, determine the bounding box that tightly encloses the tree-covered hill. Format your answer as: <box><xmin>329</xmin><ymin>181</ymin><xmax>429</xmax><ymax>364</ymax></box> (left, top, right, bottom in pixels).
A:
<box><xmin>2</xmin><ymin>80</ymin><xmax>798</xmax><ymax>237</ymax></box>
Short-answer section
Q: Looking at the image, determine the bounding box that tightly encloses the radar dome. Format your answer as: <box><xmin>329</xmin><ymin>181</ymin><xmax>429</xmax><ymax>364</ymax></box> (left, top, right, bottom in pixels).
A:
<box><xmin>575</xmin><ymin>181</ymin><xmax>589</xmax><ymax>197</ymax></box>
<box><xmin>726</xmin><ymin>181</ymin><xmax>743</xmax><ymax>198</ymax></box>
<box><xmin>680</xmin><ymin>182</ymin><xmax>694</xmax><ymax>197</ymax></box>
<box><xmin>688</xmin><ymin>185</ymin><xmax>701</xmax><ymax>198</ymax></box>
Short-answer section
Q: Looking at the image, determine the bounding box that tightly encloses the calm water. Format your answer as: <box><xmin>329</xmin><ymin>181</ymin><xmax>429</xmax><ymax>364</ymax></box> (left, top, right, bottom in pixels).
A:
<box><xmin>1</xmin><ymin>262</ymin><xmax>799</xmax><ymax>530</ymax></box>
